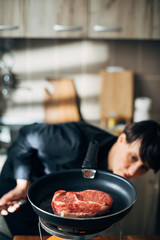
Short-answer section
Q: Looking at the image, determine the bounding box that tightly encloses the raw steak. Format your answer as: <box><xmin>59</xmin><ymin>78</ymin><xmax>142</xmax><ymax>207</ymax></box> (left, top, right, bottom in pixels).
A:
<box><xmin>51</xmin><ymin>190</ymin><xmax>113</xmax><ymax>218</ymax></box>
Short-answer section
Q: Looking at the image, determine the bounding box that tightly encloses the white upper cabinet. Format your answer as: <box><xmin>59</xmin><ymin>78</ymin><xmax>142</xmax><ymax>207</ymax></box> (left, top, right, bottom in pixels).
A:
<box><xmin>24</xmin><ymin>0</ymin><xmax>87</xmax><ymax>38</ymax></box>
<box><xmin>0</xmin><ymin>0</ymin><xmax>24</xmax><ymax>37</ymax></box>
<box><xmin>87</xmin><ymin>0</ymin><xmax>152</xmax><ymax>39</ymax></box>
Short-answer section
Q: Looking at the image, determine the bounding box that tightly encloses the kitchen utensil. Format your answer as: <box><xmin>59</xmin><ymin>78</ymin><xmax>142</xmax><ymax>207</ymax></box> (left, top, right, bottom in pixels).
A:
<box><xmin>28</xmin><ymin>141</ymin><xmax>137</xmax><ymax>232</ymax></box>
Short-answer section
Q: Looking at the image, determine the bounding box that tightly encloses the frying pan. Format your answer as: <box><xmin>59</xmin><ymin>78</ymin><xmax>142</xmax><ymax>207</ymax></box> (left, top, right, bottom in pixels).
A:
<box><xmin>28</xmin><ymin>141</ymin><xmax>137</xmax><ymax>232</ymax></box>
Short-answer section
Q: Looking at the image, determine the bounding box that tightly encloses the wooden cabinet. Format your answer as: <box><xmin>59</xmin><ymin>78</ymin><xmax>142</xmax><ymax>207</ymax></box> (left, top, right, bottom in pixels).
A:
<box><xmin>0</xmin><ymin>0</ymin><xmax>24</xmax><ymax>37</ymax></box>
<box><xmin>24</xmin><ymin>0</ymin><xmax>87</xmax><ymax>38</ymax></box>
<box><xmin>87</xmin><ymin>0</ymin><xmax>152</xmax><ymax>39</ymax></box>
<box><xmin>0</xmin><ymin>0</ymin><xmax>159</xmax><ymax>39</ymax></box>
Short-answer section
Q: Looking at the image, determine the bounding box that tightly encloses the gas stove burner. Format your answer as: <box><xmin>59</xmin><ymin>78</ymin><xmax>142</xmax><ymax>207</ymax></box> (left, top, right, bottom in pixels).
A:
<box><xmin>39</xmin><ymin>217</ymin><xmax>115</xmax><ymax>240</ymax></box>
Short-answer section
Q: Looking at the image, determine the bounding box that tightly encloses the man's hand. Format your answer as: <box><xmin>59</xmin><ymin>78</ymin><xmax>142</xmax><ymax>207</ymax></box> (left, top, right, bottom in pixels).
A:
<box><xmin>0</xmin><ymin>179</ymin><xmax>31</xmax><ymax>215</ymax></box>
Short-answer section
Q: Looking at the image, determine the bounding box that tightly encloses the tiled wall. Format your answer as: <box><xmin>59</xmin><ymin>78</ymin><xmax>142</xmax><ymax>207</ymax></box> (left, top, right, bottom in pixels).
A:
<box><xmin>1</xmin><ymin>39</ymin><xmax>160</xmax><ymax>124</ymax></box>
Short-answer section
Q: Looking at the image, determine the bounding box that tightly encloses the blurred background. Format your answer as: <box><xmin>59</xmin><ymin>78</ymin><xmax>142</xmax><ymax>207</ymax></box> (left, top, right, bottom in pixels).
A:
<box><xmin>0</xmin><ymin>0</ymin><xmax>160</xmax><ymax>237</ymax></box>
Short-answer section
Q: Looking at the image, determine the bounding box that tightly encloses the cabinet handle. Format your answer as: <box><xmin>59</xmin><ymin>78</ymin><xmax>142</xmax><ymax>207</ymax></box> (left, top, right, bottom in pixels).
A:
<box><xmin>0</xmin><ymin>25</ymin><xmax>19</xmax><ymax>31</ymax></box>
<box><xmin>53</xmin><ymin>24</ymin><xmax>82</xmax><ymax>32</ymax></box>
<box><xmin>93</xmin><ymin>25</ymin><xmax>122</xmax><ymax>32</ymax></box>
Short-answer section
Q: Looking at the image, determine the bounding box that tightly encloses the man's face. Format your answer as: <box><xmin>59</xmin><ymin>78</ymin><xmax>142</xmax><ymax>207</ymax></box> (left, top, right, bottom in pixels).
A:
<box><xmin>108</xmin><ymin>133</ymin><xmax>150</xmax><ymax>179</ymax></box>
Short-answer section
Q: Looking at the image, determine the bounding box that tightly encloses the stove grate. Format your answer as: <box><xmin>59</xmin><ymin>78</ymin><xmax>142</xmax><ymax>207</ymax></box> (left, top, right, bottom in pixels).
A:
<box><xmin>38</xmin><ymin>217</ymin><xmax>122</xmax><ymax>240</ymax></box>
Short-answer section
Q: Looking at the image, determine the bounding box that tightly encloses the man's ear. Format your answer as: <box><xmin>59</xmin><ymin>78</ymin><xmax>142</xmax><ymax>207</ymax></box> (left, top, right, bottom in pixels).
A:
<box><xmin>117</xmin><ymin>133</ymin><xmax>127</xmax><ymax>143</ymax></box>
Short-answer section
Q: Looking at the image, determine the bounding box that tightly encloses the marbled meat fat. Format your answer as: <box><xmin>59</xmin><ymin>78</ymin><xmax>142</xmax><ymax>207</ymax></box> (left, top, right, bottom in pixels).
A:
<box><xmin>51</xmin><ymin>190</ymin><xmax>113</xmax><ymax>218</ymax></box>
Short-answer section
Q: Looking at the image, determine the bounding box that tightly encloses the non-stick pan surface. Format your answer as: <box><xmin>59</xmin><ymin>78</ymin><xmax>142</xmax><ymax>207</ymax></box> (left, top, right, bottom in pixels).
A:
<box><xmin>28</xmin><ymin>169</ymin><xmax>137</xmax><ymax>232</ymax></box>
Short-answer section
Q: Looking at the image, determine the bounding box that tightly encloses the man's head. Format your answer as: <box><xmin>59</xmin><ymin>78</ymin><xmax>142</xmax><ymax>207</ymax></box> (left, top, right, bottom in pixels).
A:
<box><xmin>123</xmin><ymin>120</ymin><xmax>160</xmax><ymax>173</ymax></box>
<box><xmin>108</xmin><ymin>120</ymin><xmax>160</xmax><ymax>179</ymax></box>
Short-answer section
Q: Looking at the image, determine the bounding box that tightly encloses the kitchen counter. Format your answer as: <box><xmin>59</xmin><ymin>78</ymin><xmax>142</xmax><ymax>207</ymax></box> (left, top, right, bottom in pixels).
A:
<box><xmin>13</xmin><ymin>235</ymin><xmax>160</xmax><ymax>240</ymax></box>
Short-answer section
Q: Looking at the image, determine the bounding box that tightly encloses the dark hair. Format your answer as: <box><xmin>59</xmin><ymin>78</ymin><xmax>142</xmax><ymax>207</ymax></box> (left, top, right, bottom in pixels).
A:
<box><xmin>123</xmin><ymin>120</ymin><xmax>160</xmax><ymax>173</ymax></box>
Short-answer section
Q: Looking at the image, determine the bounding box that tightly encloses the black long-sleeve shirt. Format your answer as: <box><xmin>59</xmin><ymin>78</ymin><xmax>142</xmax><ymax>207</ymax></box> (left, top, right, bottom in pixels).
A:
<box><xmin>1</xmin><ymin>121</ymin><xmax>117</xmax><ymax>182</ymax></box>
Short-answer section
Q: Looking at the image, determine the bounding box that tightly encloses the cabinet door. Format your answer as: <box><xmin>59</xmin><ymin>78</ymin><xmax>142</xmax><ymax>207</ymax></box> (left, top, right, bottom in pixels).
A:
<box><xmin>25</xmin><ymin>0</ymin><xmax>87</xmax><ymax>38</ymax></box>
<box><xmin>87</xmin><ymin>0</ymin><xmax>152</xmax><ymax>39</ymax></box>
<box><xmin>152</xmin><ymin>0</ymin><xmax>160</xmax><ymax>39</ymax></box>
<box><xmin>0</xmin><ymin>0</ymin><xmax>24</xmax><ymax>37</ymax></box>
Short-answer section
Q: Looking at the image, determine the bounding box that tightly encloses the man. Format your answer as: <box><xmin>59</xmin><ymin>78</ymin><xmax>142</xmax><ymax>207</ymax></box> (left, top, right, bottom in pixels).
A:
<box><xmin>0</xmin><ymin>120</ymin><xmax>160</xmax><ymax>238</ymax></box>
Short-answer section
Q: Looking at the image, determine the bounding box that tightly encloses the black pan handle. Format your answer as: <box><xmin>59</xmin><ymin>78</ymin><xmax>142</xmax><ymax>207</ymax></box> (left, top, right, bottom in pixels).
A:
<box><xmin>82</xmin><ymin>140</ymin><xmax>99</xmax><ymax>169</ymax></box>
